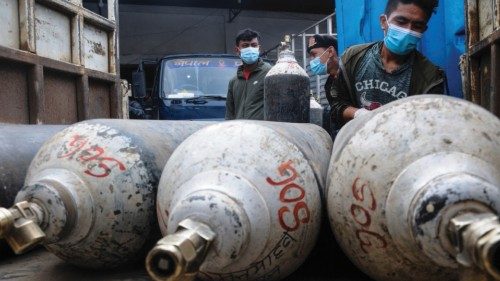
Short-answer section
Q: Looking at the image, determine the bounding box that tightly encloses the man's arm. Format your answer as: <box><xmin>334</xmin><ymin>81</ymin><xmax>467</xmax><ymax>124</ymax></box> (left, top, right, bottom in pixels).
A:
<box><xmin>426</xmin><ymin>70</ymin><xmax>448</xmax><ymax>95</ymax></box>
<box><xmin>330</xmin><ymin>69</ymin><xmax>358</xmax><ymax>125</ymax></box>
<box><xmin>225</xmin><ymin>80</ymin><xmax>235</xmax><ymax>120</ymax></box>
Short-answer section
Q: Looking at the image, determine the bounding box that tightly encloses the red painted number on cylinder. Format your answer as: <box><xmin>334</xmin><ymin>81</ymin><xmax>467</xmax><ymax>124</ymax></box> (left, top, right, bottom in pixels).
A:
<box><xmin>58</xmin><ymin>135</ymin><xmax>88</xmax><ymax>158</ymax></box>
<box><xmin>59</xmin><ymin>135</ymin><xmax>126</xmax><ymax>178</ymax></box>
<box><xmin>266</xmin><ymin>160</ymin><xmax>298</xmax><ymax>186</ymax></box>
<box><xmin>352</xmin><ymin>178</ymin><xmax>376</xmax><ymax>210</ymax></box>
<box><xmin>278</xmin><ymin>202</ymin><xmax>311</xmax><ymax>232</ymax></box>
<box><xmin>267</xmin><ymin>160</ymin><xmax>310</xmax><ymax>232</ymax></box>
<box><xmin>350</xmin><ymin>178</ymin><xmax>387</xmax><ymax>253</ymax></box>
<box><xmin>84</xmin><ymin>157</ymin><xmax>126</xmax><ymax>178</ymax></box>
<box><xmin>350</xmin><ymin>204</ymin><xmax>371</xmax><ymax>227</ymax></box>
<box><xmin>279</xmin><ymin>183</ymin><xmax>305</xmax><ymax>203</ymax></box>
<box><xmin>356</xmin><ymin>229</ymin><xmax>388</xmax><ymax>254</ymax></box>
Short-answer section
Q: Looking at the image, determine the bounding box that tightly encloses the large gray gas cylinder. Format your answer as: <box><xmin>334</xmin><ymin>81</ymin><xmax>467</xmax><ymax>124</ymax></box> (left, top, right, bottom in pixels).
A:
<box><xmin>264</xmin><ymin>49</ymin><xmax>310</xmax><ymax>123</ymax></box>
<box><xmin>0</xmin><ymin>124</ymin><xmax>67</xmax><ymax>207</ymax></box>
<box><xmin>0</xmin><ymin>120</ymin><xmax>211</xmax><ymax>268</ymax></box>
<box><xmin>327</xmin><ymin>95</ymin><xmax>500</xmax><ymax>281</ymax></box>
<box><xmin>146</xmin><ymin>120</ymin><xmax>332</xmax><ymax>281</ymax></box>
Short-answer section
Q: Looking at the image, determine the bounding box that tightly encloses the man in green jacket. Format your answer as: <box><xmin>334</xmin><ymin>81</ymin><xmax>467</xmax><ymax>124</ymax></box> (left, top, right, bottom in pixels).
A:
<box><xmin>225</xmin><ymin>29</ymin><xmax>272</xmax><ymax>120</ymax></box>
<box><xmin>330</xmin><ymin>0</ymin><xmax>447</xmax><ymax>128</ymax></box>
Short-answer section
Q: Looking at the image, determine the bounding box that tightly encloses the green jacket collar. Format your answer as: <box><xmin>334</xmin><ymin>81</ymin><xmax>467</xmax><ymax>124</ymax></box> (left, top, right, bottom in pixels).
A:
<box><xmin>237</xmin><ymin>59</ymin><xmax>266</xmax><ymax>79</ymax></box>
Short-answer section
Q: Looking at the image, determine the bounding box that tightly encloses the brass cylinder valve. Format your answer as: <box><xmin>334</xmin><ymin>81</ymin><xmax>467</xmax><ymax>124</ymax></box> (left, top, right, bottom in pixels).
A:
<box><xmin>146</xmin><ymin>219</ymin><xmax>215</xmax><ymax>281</ymax></box>
<box><xmin>450</xmin><ymin>213</ymin><xmax>500</xmax><ymax>280</ymax></box>
<box><xmin>0</xmin><ymin>201</ymin><xmax>45</xmax><ymax>254</ymax></box>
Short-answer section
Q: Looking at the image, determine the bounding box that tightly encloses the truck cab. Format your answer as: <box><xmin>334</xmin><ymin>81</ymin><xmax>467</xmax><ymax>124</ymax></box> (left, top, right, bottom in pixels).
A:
<box><xmin>132</xmin><ymin>54</ymin><xmax>242</xmax><ymax>120</ymax></box>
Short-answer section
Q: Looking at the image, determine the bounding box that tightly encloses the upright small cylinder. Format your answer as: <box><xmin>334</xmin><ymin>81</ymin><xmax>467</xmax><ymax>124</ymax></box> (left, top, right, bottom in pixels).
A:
<box><xmin>264</xmin><ymin>48</ymin><xmax>310</xmax><ymax>123</ymax></box>
<box><xmin>0</xmin><ymin>124</ymin><xmax>67</xmax><ymax>207</ymax></box>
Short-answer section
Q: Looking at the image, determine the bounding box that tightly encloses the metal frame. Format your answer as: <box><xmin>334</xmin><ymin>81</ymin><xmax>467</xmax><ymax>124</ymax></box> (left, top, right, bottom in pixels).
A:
<box><xmin>0</xmin><ymin>0</ymin><xmax>121</xmax><ymax>123</ymax></box>
<box><xmin>465</xmin><ymin>0</ymin><xmax>500</xmax><ymax>117</ymax></box>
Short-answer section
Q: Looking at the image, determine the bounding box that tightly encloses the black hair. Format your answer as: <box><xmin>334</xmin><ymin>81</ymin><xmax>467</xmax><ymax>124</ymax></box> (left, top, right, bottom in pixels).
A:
<box><xmin>385</xmin><ymin>0</ymin><xmax>438</xmax><ymax>20</ymax></box>
<box><xmin>235</xmin><ymin>28</ymin><xmax>261</xmax><ymax>46</ymax></box>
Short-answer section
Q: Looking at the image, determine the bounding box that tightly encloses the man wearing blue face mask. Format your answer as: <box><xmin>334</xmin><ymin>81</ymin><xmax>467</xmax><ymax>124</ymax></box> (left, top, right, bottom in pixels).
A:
<box><xmin>307</xmin><ymin>34</ymin><xmax>339</xmax><ymax>136</ymax></box>
<box><xmin>225</xmin><ymin>28</ymin><xmax>272</xmax><ymax>120</ymax></box>
<box><xmin>308</xmin><ymin>35</ymin><xmax>340</xmax><ymax>103</ymax></box>
<box><xmin>330</xmin><ymin>0</ymin><xmax>447</xmax><ymax>128</ymax></box>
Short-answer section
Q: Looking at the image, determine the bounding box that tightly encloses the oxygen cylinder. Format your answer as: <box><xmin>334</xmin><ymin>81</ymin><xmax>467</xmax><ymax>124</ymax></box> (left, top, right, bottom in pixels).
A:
<box><xmin>264</xmin><ymin>48</ymin><xmax>310</xmax><ymax>123</ymax></box>
<box><xmin>146</xmin><ymin>120</ymin><xmax>332</xmax><ymax>281</ymax></box>
<box><xmin>0</xmin><ymin>124</ymin><xmax>67</xmax><ymax>207</ymax></box>
<box><xmin>309</xmin><ymin>97</ymin><xmax>323</xmax><ymax>127</ymax></box>
<box><xmin>0</xmin><ymin>120</ymin><xmax>211</xmax><ymax>268</ymax></box>
<box><xmin>327</xmin><ymin>95</ymin><xmax>500</xmax><ymax>281</ymax></box>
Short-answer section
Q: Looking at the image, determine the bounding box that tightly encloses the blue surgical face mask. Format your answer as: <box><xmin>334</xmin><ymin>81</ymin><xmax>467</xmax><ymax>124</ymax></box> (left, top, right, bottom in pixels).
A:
<box><xmin>240</xmin><ymin>47</ymin><xmax>260</xmax><ymax>64</ymax></box>
<box><xmin>383</xmin><ymin>16</ymin><xmax>423</xmax><ymax>55</ymax></box>
<box><xmin>309</xmin><ymin>49</ymin><xmax>329</xmax><ymax>76</ymax></box>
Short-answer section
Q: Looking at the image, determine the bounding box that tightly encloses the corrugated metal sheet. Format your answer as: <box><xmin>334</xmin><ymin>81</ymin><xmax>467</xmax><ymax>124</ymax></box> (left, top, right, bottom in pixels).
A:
<box><xmin>335</xmin><ymin>0</ymin><xmax>466</xmax><ymax>98</ymax></box>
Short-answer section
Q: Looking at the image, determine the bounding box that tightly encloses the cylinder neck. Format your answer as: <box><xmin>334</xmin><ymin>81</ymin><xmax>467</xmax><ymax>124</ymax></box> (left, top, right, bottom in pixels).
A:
<box><xmin>16</xmin><ymin>168</ymin><xmax>94</xmax><ymax>245</ymax></box>
<box><xmin>386</xmin><ymin>152</ymin><xmax>500</xmax><ymax>269</ymax></box>
<box><xmin>277</xmin><ymin>48</ymin><xmax>297</xmax><ymax>63</ymax></box>
<box><xmin>166</xmin><ymin>188</ymin><xmax>251</xmax><ymax>267</ymax></box>
<box><xmin>450</xmin><ymin>213</ymin><xmax>500</xmax><ymax>280</ymax></box>
<box><xmin>159</xmin><ymin>169</ymin><xmax>274</xmax><ymax>270</ymax></box>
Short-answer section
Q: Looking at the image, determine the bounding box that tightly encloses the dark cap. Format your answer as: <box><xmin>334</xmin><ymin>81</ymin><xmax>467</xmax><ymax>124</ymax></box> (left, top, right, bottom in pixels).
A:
<box><xmin>307</xmin><ymin>34</ymin><xmax>338</xmax><ymax>54</ymax></box>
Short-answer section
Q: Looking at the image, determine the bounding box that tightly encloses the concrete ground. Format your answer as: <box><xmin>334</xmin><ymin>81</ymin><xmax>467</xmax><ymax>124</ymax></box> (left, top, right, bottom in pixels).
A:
<box><xmin>0</xmin><ymin>239</ymin><xmax>372</xmax><ymax>281</ymax></box>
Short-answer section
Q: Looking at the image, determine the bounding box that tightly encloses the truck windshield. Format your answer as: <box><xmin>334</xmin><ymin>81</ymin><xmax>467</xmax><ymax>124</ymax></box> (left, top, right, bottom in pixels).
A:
<box><xmin>161</xmin><ymin>57</ymin><xmax>241</xmax><ymax>99</ymax></box>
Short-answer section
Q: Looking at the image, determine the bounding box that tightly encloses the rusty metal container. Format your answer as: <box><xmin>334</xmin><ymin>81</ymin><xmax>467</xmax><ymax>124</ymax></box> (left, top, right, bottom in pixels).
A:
<box><xmin>0</xmin><ymin>119</ymin><xmax>211</xmax><ymax>268</ymax></box>
<box><xmin>146</xmin><ymin>120</ymin><xmax>332</xmax><ymax>281</ymax></box>
<box><xmin>0</xmin><ymin>123</ymin><xmax>67</xmax><ymax>207</ymax></box>
<box><xmin>327</xmin><ymin>95</ymin><xmax>500</xmax><ymax>281</ymax></box>
<box><xmin>464</xmin><ymin>0</ymin><xmax>500</xmax><ymax>117</ymax></box>
<box><xmin>264</xmin><ymin>48</ymin><xmax>311</xmax><ymax>123</ymax></box>
<box><xmin>0</xmin><ymin>0</ymin><xmax>122</xmax><ymax>124</ymax></box>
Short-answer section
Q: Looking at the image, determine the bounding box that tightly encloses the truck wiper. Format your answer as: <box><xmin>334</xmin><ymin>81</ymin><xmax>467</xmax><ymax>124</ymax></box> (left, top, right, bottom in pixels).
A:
<box><xmin>185</xmin><ymin>95</ymin><xmax>227</xmax><ymax>104</ymax></box>
<box><xmin>196</xmin><ymin>95</ymin><xmax>226</xmax><ymax>100</ymax></box>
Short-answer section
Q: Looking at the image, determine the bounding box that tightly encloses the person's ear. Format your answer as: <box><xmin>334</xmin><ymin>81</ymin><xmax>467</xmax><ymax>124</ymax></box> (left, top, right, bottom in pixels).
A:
<box><xmin>380</xmin><ymin>14</ymin><xmax>388</xmax><ymax>32</ymax></box>
<box><xmin>235</xmin><ymin>46</ymin><xmax>240</xmax><ymax>55</ymax></box>
<box><xmin>328</xmin><ymin>46</ymin><xmax>337</xmax><ymax>58</ymax></box>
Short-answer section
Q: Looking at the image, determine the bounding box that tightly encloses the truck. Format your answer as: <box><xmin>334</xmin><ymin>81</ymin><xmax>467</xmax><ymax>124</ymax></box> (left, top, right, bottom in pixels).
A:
<box><xmin>130</xmin><ymin>54</ymin><xmax>242</xmax><ymax>120</ymax></box>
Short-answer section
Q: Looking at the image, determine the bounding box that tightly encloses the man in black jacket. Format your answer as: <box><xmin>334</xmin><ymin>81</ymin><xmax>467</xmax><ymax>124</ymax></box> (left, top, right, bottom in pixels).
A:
<box><xmin>307</xmin><ymin>34</ymin><xmax>339</xmax><ymax>135</ymax></box>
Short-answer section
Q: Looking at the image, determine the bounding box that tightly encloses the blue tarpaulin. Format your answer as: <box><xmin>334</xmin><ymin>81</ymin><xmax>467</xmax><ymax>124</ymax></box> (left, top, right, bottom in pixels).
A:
<box><xmin>335</xmin><ymin>0</ymin><xmax>465</xmax><ymax>97</ymax></box>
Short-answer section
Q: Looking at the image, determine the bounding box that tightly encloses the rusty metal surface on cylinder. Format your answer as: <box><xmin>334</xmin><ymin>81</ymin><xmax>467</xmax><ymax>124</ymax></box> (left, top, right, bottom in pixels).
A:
<box><xmin>326</xmin><ymin>95</ymin><xmax>500</xmax><ymax>281</ymax></box>
<box><xmin>0</xmin><ymin>124</ymin><xmax>67</xmax><ymax>207</ymax></box>
<box><xmin>151</xmin><ymin>120</ymin><xmax>333</xmax><ymax>281</ymax></box>
<box><xmin>264</xmin><ymin>49</ymin><xmax>310</xmax><ymax>123</ymax></box>
<box><xmin>4</xmin><ymin>119</ymin><xmax>212</xmax><ymax>268</ymax></box>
